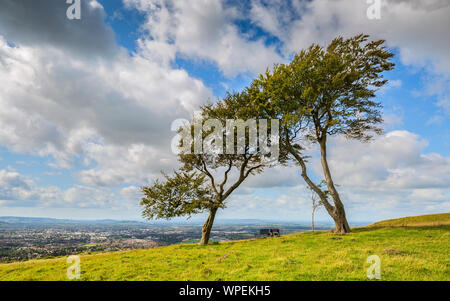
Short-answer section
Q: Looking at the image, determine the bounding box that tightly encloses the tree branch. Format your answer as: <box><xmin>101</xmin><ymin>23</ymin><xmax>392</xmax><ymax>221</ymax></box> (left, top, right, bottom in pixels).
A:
<box><xmin>219</xmin><ymin>158</ymin><xmax>233</xmax><ymax>196</ymax></box>
<box><xmin>201</xmin><ymin>158</ymin><xmax>219</xmax><ymax>197</ymax></box>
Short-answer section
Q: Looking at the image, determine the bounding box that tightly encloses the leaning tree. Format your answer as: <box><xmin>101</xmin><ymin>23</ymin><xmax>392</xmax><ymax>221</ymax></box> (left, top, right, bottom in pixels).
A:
<box><xmin>141</xmin><ymin>92</ymin><xmax>283</xmax><ymax>245</ymax></box>
<box><xmin>248</xmin><ymin>34</ymin><xmax>395</xmax><ymax>233</ymax></box>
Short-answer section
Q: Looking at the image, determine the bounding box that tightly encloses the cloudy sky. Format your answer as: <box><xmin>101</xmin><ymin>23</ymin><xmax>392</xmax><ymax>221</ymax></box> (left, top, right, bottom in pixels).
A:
<box><xmin>0</xmin><ymin>0</ymin><xmax>448</xmax><ymax>223</ymax></box>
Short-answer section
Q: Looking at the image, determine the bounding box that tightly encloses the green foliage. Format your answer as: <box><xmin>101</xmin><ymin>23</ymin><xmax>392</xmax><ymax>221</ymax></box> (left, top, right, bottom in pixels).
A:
<box><xmin>141</xmin><ymin>171</ymin><xmax>214</xmax><ymax>220</ymax></box>
<box><xmin>180</xmin><ymin>91</ymin><xmax>278</xmax><ymax>178</ymax></box>
<box><xmin>248</xmin><ymin>34</ymin><xmax>395</xmax><ymax>144</ymax></box>
<box><xmin>177</xmin><ymin>91</ymin><xmax>278</xmax><ymax>208</ymax></box>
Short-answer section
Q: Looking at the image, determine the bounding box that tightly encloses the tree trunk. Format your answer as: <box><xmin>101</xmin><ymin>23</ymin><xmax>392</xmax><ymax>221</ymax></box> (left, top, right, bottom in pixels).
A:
<box><xmin>285</xmin><ymin>139</ymin><xmax>351</xmax><ymax>234</ymax></box>
<box><xmin>319</xmin><ymin>138</ymin><xmax>351</xmax><ymax>233</ymax></box>
<box><xmin>312</xmin><ymin>209</ymin><xmax>315</xmax><ymax>232</ymax></box>
<box><xmin>331</xmin><ymin>205</ymin><xmax>351</xmax><ymax>234</ymax></box>
<box><xmin>199</xmin><ymin>207</ymin><xmax>218</xmax><ymax>246</ymax></box>
<box><xmin>285</xmin><ymin>143</ymin><xmax>334</xmax><ymax>213</ymax></box>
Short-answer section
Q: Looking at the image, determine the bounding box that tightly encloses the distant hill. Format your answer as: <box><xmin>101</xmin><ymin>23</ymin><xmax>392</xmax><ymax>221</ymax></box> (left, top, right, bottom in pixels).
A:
<box><xmin>0</xmin><ymin>216</ymin><xmax>146</xmax><ymax>226</ymax></box>
<box><xmin>0</xmin><ymin>216</ymin><xmax>334</xmax><ymax>228</ymax></box>
<box><xmin>0</xmin><ymin>217</ymin><xmax>74</xmax><ymax>225</ymax></box>
<box><xmin>368</xmin><ymin>213</ymin><xmax>450</xmax><ymax>227</ymax></box>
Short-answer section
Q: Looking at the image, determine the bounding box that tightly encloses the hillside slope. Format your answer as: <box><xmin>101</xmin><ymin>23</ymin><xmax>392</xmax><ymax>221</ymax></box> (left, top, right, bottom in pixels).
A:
<box><xmin>369</xmin><ymin>213</ymin><xmax>450</xmax><ymax>227</ymax></box>
<box><xmin>1</xmin><ymin>225</ymin><xmax>449</xmax><ymax>281</ymax></box>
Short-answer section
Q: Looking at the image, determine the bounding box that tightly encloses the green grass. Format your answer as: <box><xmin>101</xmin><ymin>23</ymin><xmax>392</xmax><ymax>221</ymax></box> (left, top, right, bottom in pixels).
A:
<box><xmin>0</xmin><ymin>225</ymin><xmax>449</xmax><ymax>281</ymax></box>
<box><xmin>369</xmin><ymin>213</ymin><xmax>450</xmax><ymax>227</ymax></box>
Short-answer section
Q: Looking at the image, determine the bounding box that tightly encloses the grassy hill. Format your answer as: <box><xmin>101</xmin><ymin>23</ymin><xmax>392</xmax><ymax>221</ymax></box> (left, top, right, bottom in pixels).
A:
<box><xmin>0</xmin><ymin>214</ymin><xmax>449</xmax><ymax>281</ymax></box>
<box><xmin>368</xmin><ymin>213</ymin><xmax>450</xmax><ymax>227</ymax></box>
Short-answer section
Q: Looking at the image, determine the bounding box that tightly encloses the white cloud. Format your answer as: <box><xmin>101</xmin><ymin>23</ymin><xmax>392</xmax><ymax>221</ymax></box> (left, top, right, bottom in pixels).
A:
<box><xmin>250</xmin><ymin>0</ymin><xmax>450</xmax><ymax>74</ymax></box>
<box><xmin>0</xmin><ymin>0</ymin><xmax>215</xmax><ymax>209</ymax></box>
<box><xmin>0</xmin><ymin>33</ymin><xmax>212</xmax><ymax>185</ymax></box>
<box><xmin>318</xmin><ymin>130</ymin><xmax>450</xmax><ymax>190</ymax></box>
<box><xmin>59</xmin><ymin>185</ymin><xmax>117</xmax><ymax>209</ymax></box>
<box><xmin>437</xmin><ymin>96</ymin><xmax>450</xmax><ymax>115</ymax></box>
<box><xmin>120</xmin><ymin>185</ymin><xmax>142</xmax><ymax>204</ymax></box>
<box><xmin>125</xmin><ymin>0</ymin><xmax>284</xmax><ymax>76</ymax></box>
<box><xmin>223</xmin><ymin>185</ymin><xmax>312</xmax><ymax>220</ymax></box>
<box><xmin>0</xmin><ymin>0</ymin><xmax>118</xmax><ymax>59</ymax></box>
<box><xmin>0</xmin><ymin>169</ymin><xmax>35</xmax><ymax>202</ymax></box>
<box><xmin>410</xmin><ymin>188</ymin><xmax>448</xmax><ymax>201</ymax></box>
<box><xmin>0</xmin><ymin>169</ymin><xmax>120</xmax><ymax>209</ymax></box>
<box><xmin>388</xmin><ymin>79</ymin><xmax>402</xmax><ymax>89</ymax></box>
<box><xmin>242</xmin><ymin>165</ymin><xmax>300</xmax><ymax>189</ymax></box>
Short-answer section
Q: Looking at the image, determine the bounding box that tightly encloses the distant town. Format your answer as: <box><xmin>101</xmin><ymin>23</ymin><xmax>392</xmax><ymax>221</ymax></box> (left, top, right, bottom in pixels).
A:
<box><xmin>0</xmin><ymin>217</ymin><xmax>335</xmax><ymax>263</ymax></box>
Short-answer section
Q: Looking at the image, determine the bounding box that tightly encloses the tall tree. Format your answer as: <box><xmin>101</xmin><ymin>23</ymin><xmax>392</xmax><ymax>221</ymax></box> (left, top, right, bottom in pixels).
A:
<box><xmin>141</xmin><ymin>92</ymin><xmax>281</xmax><ymax>245</ymax></box>
<box><xmin>248</xmin><ymin>34</ymin><xmax>395</xmax><ymax>233</ymax></box>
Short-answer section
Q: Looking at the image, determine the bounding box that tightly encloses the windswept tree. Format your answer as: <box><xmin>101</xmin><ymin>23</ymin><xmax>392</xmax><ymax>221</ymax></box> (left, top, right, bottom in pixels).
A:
<box><xmin>248</xmin><ymin>34</ymin><xmax>395</xmax><ymax>233</ymax></box>
<box><xmin>141</xmin><ymin>92</ymin><xmax>282</xmax><ymax>245</ymax></box>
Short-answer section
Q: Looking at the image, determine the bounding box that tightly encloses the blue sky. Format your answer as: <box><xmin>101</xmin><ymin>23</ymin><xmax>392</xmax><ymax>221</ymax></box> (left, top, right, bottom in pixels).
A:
<box><xmin>0</xmin><ymin>0</ymin><xmax>448</xmax><ymax>223</ymax></box>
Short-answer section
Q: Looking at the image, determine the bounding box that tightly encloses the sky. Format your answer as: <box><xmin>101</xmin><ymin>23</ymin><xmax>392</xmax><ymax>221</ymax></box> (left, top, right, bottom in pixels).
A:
<box><xmin>0</xmin><ymin>0</ymin><xmax>449</xmax><ymax>224</ymax></box>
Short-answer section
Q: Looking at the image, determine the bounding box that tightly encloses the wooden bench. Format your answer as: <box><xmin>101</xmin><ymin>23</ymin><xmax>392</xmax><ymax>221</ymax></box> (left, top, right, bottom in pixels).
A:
<box><xmin>259</xmin><ymin>228</ymin><xmax>280</xmax><ymax>237</ymax></box>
